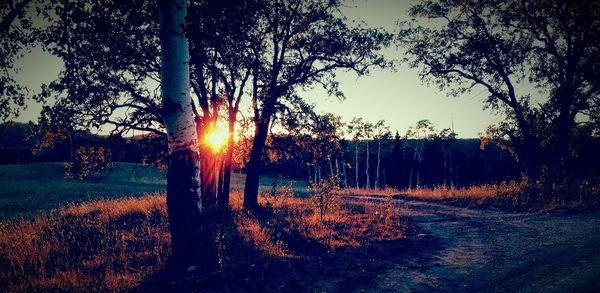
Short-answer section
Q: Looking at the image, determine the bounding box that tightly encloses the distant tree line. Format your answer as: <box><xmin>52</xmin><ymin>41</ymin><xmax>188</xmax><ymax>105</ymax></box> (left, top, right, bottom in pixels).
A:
<box><xmin>0</xmin><ymin>120</ymin><xmax>528</xmax><ymax>188</ymax></box>
<box><xmin>4</xmin><ymin>111</ymin><xmax>599</xmax><ymax>189</ymax></box>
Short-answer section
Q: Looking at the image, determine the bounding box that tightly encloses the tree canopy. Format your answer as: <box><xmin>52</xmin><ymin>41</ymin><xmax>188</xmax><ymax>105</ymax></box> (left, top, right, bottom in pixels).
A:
<box><xmin>398</xmin><ymin>0</ymin><xmax>600</xmax><ymax>181</ymax></box>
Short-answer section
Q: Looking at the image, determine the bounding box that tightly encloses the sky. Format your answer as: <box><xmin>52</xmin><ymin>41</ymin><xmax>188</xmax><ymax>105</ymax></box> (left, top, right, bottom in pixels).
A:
<box><xmin>13</xmin><ymin>0</ymin><xmax>505</xmax><ymax>138</ymax></box>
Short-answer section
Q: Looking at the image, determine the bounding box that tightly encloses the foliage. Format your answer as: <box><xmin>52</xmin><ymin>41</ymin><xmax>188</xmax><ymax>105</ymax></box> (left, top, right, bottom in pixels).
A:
<box><xmin>398</xmin><ymin>0</ymin><xmax>600</xmax><ymax>183</ymax></box>
<box><xmin>64</xmin><ymin>146</ymin><xmax>113</xmax><ymax>179</ymax></box>
<box><xmin>0</xmin><ymin>0</ymin><xmax>36</xmax><ymax>121</ymax></box>
<box><xmin>38</xmin><ymin>0</ymin><xmax>164</xmax><ymax>136</ymax></box>
<box><xmin>309</xmin><ymin>176</ymin><xmax>340</xmax><ymax>222</ymax></box>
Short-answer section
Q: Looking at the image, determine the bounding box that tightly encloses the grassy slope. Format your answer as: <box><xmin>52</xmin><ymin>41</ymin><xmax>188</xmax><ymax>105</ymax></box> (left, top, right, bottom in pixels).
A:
<box><xmin>0</xmin><ymin>163</ymin><xmax>165</xmax><ymax>219</ymax></box>
<box><xmin>0</xmin><ymin>163</ymin><xmax>307</xmax><ymax>220</ymax></box>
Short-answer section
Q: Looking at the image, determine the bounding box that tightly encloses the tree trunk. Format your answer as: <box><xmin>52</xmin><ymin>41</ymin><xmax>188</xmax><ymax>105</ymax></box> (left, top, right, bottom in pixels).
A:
<box><xmin>199</xmin><ymin>143</ymin><xmax>217</xmax><ymax>206</ymax></box>
<box><xmin>355</xmin><ymin>142</ymin><xmax>359</xmax><ymax>188</ymax></box>
<box><xmin>343</xmin><ymin>162</ymin><xmax>348</xmax><ymax>188</ymax></box>
<box><xmin>449</xmin><ymin>148</ymin><xmax>454</xmax><ymax>188</ymax></box>
<box><xmin>443</xmin><ymin>148</ymin><xmax>448</xmax><ymax>186</ymax></box>
<box><xmin>216</xmin><ymin>153</ymin><xmax>224</xmax><ymax>204</ymax></box>
<box><xmin>522</xmin><ymin>131</ymin><xmax>541</xmax><ymax>184</ymax></box>
<box><xmin>158</xmin><ymin>0</ymin><xmax>202</xmax><ymax>268</ymax></box>
<box><xmin>335</xmin><ymin>157</ymin><xmax>340</xmax><ymax>185</ymax></box>
<box><xmin>375</xmin><ymin>140</ymin><xmax>381</xmax><ymax>189</ymax></box>
<box><xmin>556</xmin><ymin>110</ymin><xmax>573</xmax><ymax>179</ymax></box>
<box><xmin>219</xmin><ymin>113</ymin><xmax>236</xmax><ymax>206</ymax></box>
<box><xmin>68</xmin><ymin>131</ymin><xmax>74</xmax><ymax>162</ymax></box>
<box><xmin>365</xmin><ymin>140</ymin><xmax>370</xmax><ymax>189</ymax></box>
<box><xmin>317</xmin><ymin>164</ymin><xmax>321</xmax><ymax>182</ymax></box>
<box><xmin>243</xmin><ymin>115</ymin><xmax>271</xmax><ymax>210</ymax></box>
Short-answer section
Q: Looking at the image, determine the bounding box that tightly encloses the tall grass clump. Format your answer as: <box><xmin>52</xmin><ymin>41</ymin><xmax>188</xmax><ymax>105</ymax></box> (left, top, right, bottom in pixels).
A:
<box><xmin>0</xmin><ymin>194</ymin><xmax>170</xmax><ymax>292</ymax></box>
<box><xmin>337</xmin><ymin>179</ymin><xmax>600</xmax><ymax>211</ymax></box>
<box><xmin>260</xmin><ymin>182</ymin><xmax>410</xmax><ymax>250</ymax></box>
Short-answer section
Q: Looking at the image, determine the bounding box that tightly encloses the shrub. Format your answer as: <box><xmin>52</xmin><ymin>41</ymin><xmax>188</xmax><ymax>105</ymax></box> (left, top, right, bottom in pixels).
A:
<box><xmin>308</xmin><ymin>176</ymin><xmax>340</xmax><ymax>222</ymax></box>
<box><xmin>64</xmin><ymin>146</ymin><xmax>113</xmax><ymax>179</ymax></box>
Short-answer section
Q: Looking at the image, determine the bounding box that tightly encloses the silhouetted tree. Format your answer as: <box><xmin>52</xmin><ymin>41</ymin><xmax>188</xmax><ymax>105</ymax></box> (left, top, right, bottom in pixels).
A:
<box><xmin>242</xmin><ymin>0</ymin><xmax>391</xmax><ymax>209</ymax></box>
<box><xmin>398</xmin><ymin>0</ymin><xmax>600</xmax><ymax>183</ymax></box>
<box><xmin>38</xmin><ymin>0</ymin><xmax>256</xmax><ymax>207</ymax></box>
<box><xmin>348</xmin><ymin>117</ymin><xmax>365</xmax><ymax>188</ymax></box>
<box><xmin>0</xmin><ymin>0</ymin><xmax>35</xmax><ymax>121</ymax></box>
<box><xmin>373</xmin><ymin>120</ymin><xmax>390</xmax><ymax>189</ymax></box>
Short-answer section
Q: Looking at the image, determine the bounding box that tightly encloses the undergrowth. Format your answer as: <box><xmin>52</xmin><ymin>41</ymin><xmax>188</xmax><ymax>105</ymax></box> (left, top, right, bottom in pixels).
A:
<box><xmin>0</xmin><ymin>189</ymin><xmax>410</xmax><ymax>292</ymax></box>
<box><xmin>338</xmin><ymin>180</ymin><xmax>600</xmax><ymax>211</ymax></box>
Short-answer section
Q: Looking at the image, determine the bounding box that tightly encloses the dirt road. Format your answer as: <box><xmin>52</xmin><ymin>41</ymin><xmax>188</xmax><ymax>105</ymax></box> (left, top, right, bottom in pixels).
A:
<box><xmin>348</xmin><ymin>196</ymin><xmax>600</xmax><ymax>292</ymax></box>
<box><xmin>153</xmin><ymin>196</ymin><xmax>600</xmax><ymax>292</ymax></box>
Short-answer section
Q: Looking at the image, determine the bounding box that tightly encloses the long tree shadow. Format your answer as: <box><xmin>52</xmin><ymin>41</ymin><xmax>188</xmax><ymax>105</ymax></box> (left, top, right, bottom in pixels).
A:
<box><xmin>136</xmin><ymin>201</ymin><xmax>444</xmax><ymax>292</ymax></box>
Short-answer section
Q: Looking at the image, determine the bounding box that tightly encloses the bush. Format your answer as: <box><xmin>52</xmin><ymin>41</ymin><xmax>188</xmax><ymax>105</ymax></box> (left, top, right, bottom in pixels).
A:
<box><xmin>65</xmin><ymin>146</ymin><xmax>113</xmax><ymax>179</ymax></box>
<box><xmin>309</xmin><ymin>176</ymin><xmax>340</xmax><ymax>222</ymax></box>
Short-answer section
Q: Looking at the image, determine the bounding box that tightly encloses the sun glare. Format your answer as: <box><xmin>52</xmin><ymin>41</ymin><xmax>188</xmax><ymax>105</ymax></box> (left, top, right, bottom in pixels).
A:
<box><xmin>206</xmin><ymin>126</ymin><xmax>229</xmax><ymax>151</ymax></box>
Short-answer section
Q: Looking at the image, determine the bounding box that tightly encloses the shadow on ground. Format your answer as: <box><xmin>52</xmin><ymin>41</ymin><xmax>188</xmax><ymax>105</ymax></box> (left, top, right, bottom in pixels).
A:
<box><xmin>136</xmin><ymin>204</ymin><xmax>431</xmax><ymax>292</ymax></box>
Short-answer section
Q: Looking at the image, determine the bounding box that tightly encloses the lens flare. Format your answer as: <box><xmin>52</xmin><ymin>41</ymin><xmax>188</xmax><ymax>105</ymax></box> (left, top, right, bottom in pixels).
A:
<box><xmin>206</xmin><ymin>126</ymin><xmax>229</xmax><ymax>151</ymax></box>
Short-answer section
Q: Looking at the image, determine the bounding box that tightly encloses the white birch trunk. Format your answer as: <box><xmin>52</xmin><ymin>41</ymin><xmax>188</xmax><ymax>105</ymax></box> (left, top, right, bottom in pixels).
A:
<box><xmin>365</xmin><ymin>140</ymin><xmax>370</xmax><ymax>189</ymax></box>
<box><xmin>159</xmin><ymin>0</ymin><xmax>202</xmax><ymax>268</ymax></box>
<box><xmin>335</xmin><ymin>157</ymin><xmax>340</xmax><ymax>185</ymax></box>
<box><xmin>328</xmin><ymin>159</ymin><xmax>334</xmax><ymax>179</ymax></box>
<box><xmin>343</xmin><ymin>162</ymin><xmax>348</xmax><ymax>188</ymax></box>
<box><xmin>375</xmin><ymin>140</ymin><xmax>381</xmax><ymax>189</ymax></box>
<box><xmin>355</xmin><ymin>142</ymin><xmax>359</xmax><ymax>188</ymax></box>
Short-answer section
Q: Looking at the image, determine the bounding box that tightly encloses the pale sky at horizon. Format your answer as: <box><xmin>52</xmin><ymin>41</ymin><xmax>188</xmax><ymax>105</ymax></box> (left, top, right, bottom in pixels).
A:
<box><xmin>13</xmin><ymin>0</ymin><xmax>507</xmax><ymax>138</ymax></box>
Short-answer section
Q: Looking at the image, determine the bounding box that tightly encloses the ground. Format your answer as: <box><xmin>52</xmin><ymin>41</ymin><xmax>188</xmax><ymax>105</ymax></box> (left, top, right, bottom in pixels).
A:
<box><xmin>1</xmin><ymin>163</ymin><xmax>600</xmax><ymax>291</ymax></box>
<box><xmin>145</xmin><ymin>195</ymin><xmax>600</xmax><ymax>292</ymax></box>
<box><xmin>336</xmin><ymin>196</ymin><xmax>600</xmax><ymax>292</ymax></box>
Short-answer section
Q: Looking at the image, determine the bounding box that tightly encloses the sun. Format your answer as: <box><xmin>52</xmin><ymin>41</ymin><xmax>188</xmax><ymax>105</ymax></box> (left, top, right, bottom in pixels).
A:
<box><xmin>205</xmin><ymin>126</ymin><xmax>229</xmax><ymax>151</ymax></box>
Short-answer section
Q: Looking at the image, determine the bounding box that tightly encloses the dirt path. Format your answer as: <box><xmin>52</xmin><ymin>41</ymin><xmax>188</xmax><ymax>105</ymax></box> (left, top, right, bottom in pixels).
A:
<box><xmin>144</xmin><ymin>195</ymin><xmax>600</xmax><ymax>292</ymax></box>
<box><xmin>346</xmin><ymin>196</ymin><xmax>600</xmax><ymax>292</ymax></box>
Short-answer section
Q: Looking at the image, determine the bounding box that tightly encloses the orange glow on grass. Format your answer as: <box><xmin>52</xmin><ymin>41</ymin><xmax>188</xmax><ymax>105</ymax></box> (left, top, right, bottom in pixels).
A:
<box><xmin>205</xmin><ymin>125</ymin><xmax>229</xmax><ymax>151</ymax></box>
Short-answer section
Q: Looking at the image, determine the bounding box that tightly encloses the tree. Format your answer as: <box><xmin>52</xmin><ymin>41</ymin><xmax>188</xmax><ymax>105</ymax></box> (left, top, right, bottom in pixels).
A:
<box><xmin>1</xmin><ymin>0</ymin><xmax>35</xmax><ymax>121</ymax></box>
<box><xmin>158</xmin><ymin>0</ymin><xmax>202</xmax><ymax>269</ymax></box>
<box><xmin>404</xmin><ymin>120</ymin><xmax>436</xmax><ymax>188</ymax></box>
<box><xmin>373</xmin><ymin>120</ymin><xmax>390</xmax><ymax>189</ymax></box>
<box><xmin>362</xmin><ymin>120</ymin><xmax>374</xmax><ymax>189</ymax></box>
<box><xmin>39</xmin><ymin>0</ymin><xmax>255</xmax><ymax>208</ymax></box>
<box><xmin>242</xmin><ymin>0</ymin><xmax>391</xmax><ymax>209</ymax></box>
<box><xmin>436</xmin><ymin>127</ymin><xmax>457</xmax><ymax>187</ymax></box>
<box><xmin>398</xmin><ymin>0</ymin><xmax>600</xmax><ymax>183</ymax></box>
<box><xmin>39</xmin><ymin>0</ymin><xmax>163</xmax><ymax>136</ymax></box>
<box><xmin>348</xmin><ymin>117</ymin><xmax>365</xmax><ymax>188</ymax></box>
<box><xmin>187</xmin><ymin>0</ymin><xmax>259</xmax><ymax>207</ymax></box>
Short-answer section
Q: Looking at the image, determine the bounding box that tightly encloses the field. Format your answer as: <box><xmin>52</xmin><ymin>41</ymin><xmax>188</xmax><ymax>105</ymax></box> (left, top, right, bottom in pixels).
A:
<box><xmin>0</xmin><ymin>163</ymin><xmax>306</xmax><ymax>220</ymax></box>
<box><xmin>0</xmin><ymin>163</ymin><xmax>410</xmax><ymax>292</ymax></box>
<box><xmin>2</xmin><ymin>163</ymin><xmax>600</xmax><ymax>291</ymax></box>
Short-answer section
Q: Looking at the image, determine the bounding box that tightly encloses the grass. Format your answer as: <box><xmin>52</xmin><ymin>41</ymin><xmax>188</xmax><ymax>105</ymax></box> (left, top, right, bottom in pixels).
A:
<box><xmin>0</xmin><ymin>194</ymin><xmax>170</xmax><ymax>292</ymax></box>
<box><xmin>0</xmin><ymin>190</ymin><xmax>411</xmax><ymax>292</ymax></box>
<box><xmin>338</xmin><ymin>181</ymin><xmax>600</xmax><ymax>211</ymax></box>
<box><xmin>0</xmin><ymin>163</ymin><xmax>306</xmax><ymax>220</ymax></box>
<box><xmin>0</xmin><ymin>163</ymin><xmax>165</xmax><ymax>220</ymax></box>
<box><xmin>0</xmin><ymin>163</ymin><xmax>410</xmax><ymax>291</ymax></box>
